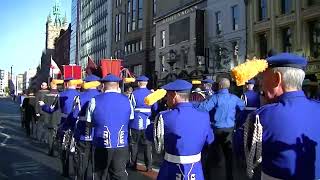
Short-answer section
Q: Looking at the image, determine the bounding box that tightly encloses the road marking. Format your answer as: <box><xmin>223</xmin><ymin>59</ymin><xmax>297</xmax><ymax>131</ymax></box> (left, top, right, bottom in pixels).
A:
<box><xmin>0</xmin><ymin>132</ymin><xmax>10</xmax><ymax>146</ymax></box>
<box><xmin>12</xmin><ymin>162</ymin><xmax>43</xmax><ymax>176</ymax></box>
<box><xmin>0</xmin><ymin>171</ymin><xmax>8</xmax><ymax>178</ymax></box>
<box><xmin>0</xmin><ymin>116</ymin><xmax>20</xmax><ymax>118</ymax></box>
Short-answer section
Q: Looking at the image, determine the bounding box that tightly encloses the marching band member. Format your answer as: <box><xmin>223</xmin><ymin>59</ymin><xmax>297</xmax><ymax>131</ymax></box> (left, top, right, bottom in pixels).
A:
<box><xmin>146</xmin><ymin>79</ymin><xmax>214</xmax><ymax>180</ymax></box>
<box><xmin>39</xmin><ymin>78</ymin><xmax>81</xmax><ymax>177</ymax></box>
<box><xmin>194</xmin><ymin>78</ymin><xmax>245</xmax><ymax>180</ymax></box>
<box><xmin>73</xmin><ymin>75</ymin><xmax>101</xmax><ymax>180</ymax></box>
<box><xmin>237</xmin><ymin>53</ymin><xmax>320</xmax><ymax>180</ymax></box>
<box><xmin>86</xmin><ymin>74</ymin><xmax>133</xmax><ymax>180</ymax></box>
<box><xmin>129</xmin><ymin>75</ymin><xmax>157</xmax><ymax>172</ymax></box>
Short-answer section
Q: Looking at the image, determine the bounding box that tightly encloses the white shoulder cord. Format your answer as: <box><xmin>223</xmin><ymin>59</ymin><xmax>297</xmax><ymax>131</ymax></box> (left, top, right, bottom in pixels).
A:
<box><xmin>241</xmin><ymin>94</ymin><xmax>248</xmax><ymax>106</ymax></box>
<box><xmin>244</xmin><ymin>114</ymin><xmax>263</xmax><ymax>178</ymax></box>
<box><xmin>154</xmin><ymin>114</ymin><xmax>164</xmax><ymax>154</ymax></box>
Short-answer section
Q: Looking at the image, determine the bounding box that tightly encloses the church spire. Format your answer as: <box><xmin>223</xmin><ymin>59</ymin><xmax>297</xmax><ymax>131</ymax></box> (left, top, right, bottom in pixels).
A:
<box><xmin>52</xmin><ymin>0</ymin><xmax>62</xmax><ymax>26</ymax></box>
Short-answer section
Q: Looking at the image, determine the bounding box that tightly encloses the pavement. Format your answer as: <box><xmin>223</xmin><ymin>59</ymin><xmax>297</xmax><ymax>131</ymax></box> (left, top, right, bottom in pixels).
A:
<box><xmin>0</xmin><ymin>97</ymin><xmax>156</xmax><ymax>180</ymax></box>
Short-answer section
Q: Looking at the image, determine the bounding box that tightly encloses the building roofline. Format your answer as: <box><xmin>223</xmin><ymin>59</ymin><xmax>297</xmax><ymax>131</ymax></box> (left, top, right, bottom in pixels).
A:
<box><xmin>154</xmin><ymin>0</ymin><xmax>204</xmax><ymax>23</ymax></box>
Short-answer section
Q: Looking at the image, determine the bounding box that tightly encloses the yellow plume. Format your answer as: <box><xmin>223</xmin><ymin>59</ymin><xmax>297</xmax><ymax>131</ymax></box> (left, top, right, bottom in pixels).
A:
<box><xmin>83</xmin><ymin>81</ymin><xmax>101</xmax><ymax>89</ymax></box>
<box><xmin>192</xmin><ymin>80</ymin><xmax>202</xmax><ymax>85</ymax></box>
<box><xmin>144</xmin><ymin>89</ymin><xmax>167</xmax><ymax>106</ymax></box>
<box><xmin>231</xmin><ymin>58</ymin><xmax>268</xmax><ymax>86</ymax></box>
<box><xmin>51</xmin><ymin>79</ymin><xmax>64</xmax><ymax>86</ymax></box>
<box><xmin>123</xmin><ymin>77</ymin><xmax>136</xmax><ymax>83</ymax></box>
<box><xmin>68</xmin><ymin>79</ymin><xmax>83</xmax><ymax>86</ymax></box>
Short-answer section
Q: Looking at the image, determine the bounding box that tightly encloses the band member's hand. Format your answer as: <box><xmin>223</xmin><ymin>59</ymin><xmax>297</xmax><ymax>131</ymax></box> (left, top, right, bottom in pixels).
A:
<box><xmin>38</xmin><ymin>101</ymin><xmax>45</xmax><ymax>106</ymax></box>
<box><xmin>36</xmin><ymin>113</ymin><xmax>40</xmax><ymax>117</ymax></box>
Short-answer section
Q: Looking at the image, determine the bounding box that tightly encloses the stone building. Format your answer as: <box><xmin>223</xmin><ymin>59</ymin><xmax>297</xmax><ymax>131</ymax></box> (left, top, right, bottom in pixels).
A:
<box><xmin>206</xmin><ymin>0</ymin><xmax>246</xmax><ymax>79</ymax></box>
<box><xmin>154</xmin><ymin>0</ymin><xmax>207</xmax><ymax>84</ymax></box>
<box><xmin>111</xmin><ymin>0</ymin><xmax>157</xmax><ymax>87</ymax></box>
<box><xmin>246</xmin><ymin>0</ymin><xmax>320</xmax><ymax>80</ymax></box>
<box><xmin>54</xmin><ymin>25</ymin><xmax>71</xmax><ymax>71</ymax></box>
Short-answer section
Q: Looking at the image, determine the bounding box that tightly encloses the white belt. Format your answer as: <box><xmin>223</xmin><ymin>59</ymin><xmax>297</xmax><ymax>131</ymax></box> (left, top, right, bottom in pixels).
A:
<box><xmin>135</xmin><ymin>108</ymin><xmax>151</xmax><ymax>113</ymax></box>
<box><xmin>244</xmin><ymin>107</ymin><xmax>257</xmax><ymax>111</ymax></box>
<box><xmin>164</xmin><ymin>152</ymin><xmax>201</xmax><ymax>164</ymax></box>
<box><xmin>61</xmin><ymin>113</ymin><xmax>68</xmax><ymax>118</ymax></box>
<box><xmin>78</xmin><ymin>116</ymin><xmax>86</xmax><ymax>121</ymax></box>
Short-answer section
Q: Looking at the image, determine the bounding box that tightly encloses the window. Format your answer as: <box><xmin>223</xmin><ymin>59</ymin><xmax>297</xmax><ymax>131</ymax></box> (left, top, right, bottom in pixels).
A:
<box><xmin>125</xmin><ymin>40</ymin><xmax>143</xmax><ymax>55</ymax></box>
<box><xmin>127</xmin><ymin>0</ymin><xmax>131</xmax><ymax>32</ymax></box>
<box><xmin>133</xmin><ymin>64</ymin><xmax>143</xmax><ymax>76</ymax></box>
<box><xmin>259</xmin><ymin>33</ymin><xmax>268</xmax><ymax>58</ymax></box>
<box><xmin>169</xmin><ymin>17</ymin><xmax>190</xmax><ymax>45</ymax></box>
<box><xmin>139</xmin><ymin>41</ymin><xmax>143</xmax><ymax>51</ymax></box>
<box><xmin>259</xmin><ymin>0</ymin><xmax>267</xmax><ymax>21</ymax></box>
<box><xmin>160</xmin><ymin>30</ymin><xmax>166</xmax><ymax>48</ymax></box>
<box><xmin>152</xmin><ymin>35</ymin><xmax>156</xmax><ymax>48</ymax></box>
<box><xmin>138</xmin><ymin>0</ymin><xmax>143</xmax><ymax>29</ymax></box>
<box><xmin>215</xmin><ymin>12</ymin><xmax>222</xmax><ymax>35</ymax></box>
<box><xmin>281</xmin><ymin>0</ymin><xmax>291</xmax><ymax>14</ymax></box>
<box><xmin>309</xmin><ymin>21</ymin><xmax>320</xmax><ymax>59</ymax></box>
<box><xmin>160</xmin><ymin>55</ymin><xmax>165</xmax><ymax>72</ymax></box>
<box><xmin>132</xmin><ymin>0</ymin><xmax>137</xmax><ymax>31</ymax></box>
<box><xmin>153</xmin><ymin>0</ymin><xmax>156</xmax><ymax>17</ymax></box>
<box><xmin>232</xmin><ymin>41</ymin><xmax>239</xmax><ymax>67</ymax></box>
<box><xmin>282</xmin><ymin>27</ymin><xmax>292</xmax><ymax>52</ymax></box>
<box><xmin>232</xmin><ymin>5</ymin><xmax>239</xmax><ymax>30</ymax></box>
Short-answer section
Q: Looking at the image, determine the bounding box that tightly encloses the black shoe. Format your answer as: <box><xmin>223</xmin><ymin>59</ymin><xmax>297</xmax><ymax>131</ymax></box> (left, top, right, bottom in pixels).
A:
<box><xmin>128</xmin><ymin>163</ymin><xmax>137</xmax><ymax>170</ymax></box>
<box><xmin>146</xmin><ymin>167</ymin><xmax>153</xmax><ymax>172</ymax></box>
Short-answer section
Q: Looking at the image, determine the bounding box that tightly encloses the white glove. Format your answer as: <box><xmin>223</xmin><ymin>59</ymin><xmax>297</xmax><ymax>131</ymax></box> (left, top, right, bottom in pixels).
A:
<box><xmin>36</xmin><ymin>113</ymin><xmax>40</xmax><ymax>117</ymax></box>
<box><xmin>38</xmin><ymin>101</ymin><xmax>45</xmax><ymax>106</ymax></box>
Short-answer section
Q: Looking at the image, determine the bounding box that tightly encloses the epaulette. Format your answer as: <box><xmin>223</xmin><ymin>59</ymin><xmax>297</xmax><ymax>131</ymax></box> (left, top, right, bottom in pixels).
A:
<box><xmin>254</xmin><ymin>102</ymin><xmax>279</xmax><ymax>115</ymax></box>
<box><xmin>158</xmin><ymin>109</ymin><xmax>171</xmax><ymax>116</ymax></box>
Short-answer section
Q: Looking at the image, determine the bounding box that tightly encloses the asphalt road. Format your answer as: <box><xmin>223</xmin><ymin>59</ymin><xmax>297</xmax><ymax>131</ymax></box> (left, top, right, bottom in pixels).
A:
<box><xmin>0</xmin><ymin>97</ymin><xmax>155</xmax><ymax>180</ymax></box>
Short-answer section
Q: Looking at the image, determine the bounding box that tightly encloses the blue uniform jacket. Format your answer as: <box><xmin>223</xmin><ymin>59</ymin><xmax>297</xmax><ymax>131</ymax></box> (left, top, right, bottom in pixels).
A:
<box><xmin>237</xmin><ymin>90</ymin><xmax>261</xmax><ymax>128</ymax></box>
<box><xmin>146</xmin><ymin>103</ymin><xmax>214</xmax><ymax>180</ymax></box>
<box><xmin>73</xmin><ymin>89</ymin><xmax>100</xmax><ymax>142</ymax></box>
<box><xmin>130</xmin><ymin>87</ymin><xmax>158</xmax><ymax>130</ymax></box>
<box><xmin>42</xmin><ymin>89</ymin><xmax>79</xmax><ymax>131</ymax></box>
<box><xmin>243</xmin><ymin>90</ymin><xmax>260</xmax><ymax>108</ymax></box>
<box><xmin>87</xmin><ymin>90</ymin><xmax>133</xmax><ymax>148</ymax></box>
<box><xmin>239</xmin><ymin>91</ymin><xmax>320</xmax><ymax>179</ymax></box>
<box><xmin>195</xmin><ymin>89</ymin><xmax>245</xmax><ymax>129</ymax></box>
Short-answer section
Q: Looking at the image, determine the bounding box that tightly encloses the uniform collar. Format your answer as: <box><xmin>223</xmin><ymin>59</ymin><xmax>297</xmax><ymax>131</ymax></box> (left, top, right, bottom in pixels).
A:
<box><xmin>104</xmin><ymin>89</ymin><xmax>120</xmax><ymax>93</ymax></box>
<box><xmin>176</xmin><ymin>102</ymin><xmax>192</xmax><ymax>108</ymax></box>
<box><xmin>218</xmin><ymin>89</ymin><xmax>229</xmax><ymax>94</ymax></box>
<box><xmin>279</xmin><ymin>90</ymin><xmax>306</xmax><ymax>101</ymax></box>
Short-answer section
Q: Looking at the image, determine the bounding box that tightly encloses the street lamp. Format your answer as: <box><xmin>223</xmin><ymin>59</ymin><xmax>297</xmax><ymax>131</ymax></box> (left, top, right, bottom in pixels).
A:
<box><xmin>10</xmin><ymin>65</ymin><xmax>13</xmax><ymax>80</ymax></box>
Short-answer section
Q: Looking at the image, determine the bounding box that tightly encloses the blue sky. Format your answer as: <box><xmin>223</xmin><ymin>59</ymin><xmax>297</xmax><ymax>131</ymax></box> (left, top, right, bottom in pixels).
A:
<box><xmin>0</xmin><ymin>0</ymin><xmax>71</xmax><ymax>75</ymax></box>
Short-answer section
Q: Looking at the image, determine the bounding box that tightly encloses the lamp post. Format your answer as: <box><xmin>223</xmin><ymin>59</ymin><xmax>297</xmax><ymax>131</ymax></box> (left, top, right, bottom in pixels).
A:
<box><xmin>10</xmin><ymin>65</ymin><xmax>13</xmax><ymax>80</ymax></box>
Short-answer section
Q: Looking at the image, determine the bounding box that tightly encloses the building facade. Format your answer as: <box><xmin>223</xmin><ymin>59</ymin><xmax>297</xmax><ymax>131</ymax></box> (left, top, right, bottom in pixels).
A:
<box><xmin>246</xmin><ymin>0</ymin><xmax>320</xmax><ymax>80</ymax></box>
<box><xmin>111</xmin><ymin>0</ymin><xmax>156</xmax><ymax>86</ymax></box>
<box><xmin>206</xmin><ymin>0</ymin><xmax>246</xmax><ymax>79</ymax></box>
<box><xmin>23</xmin><ymin>69</ymin><xmax>37</xmax><ymax>91</ymax></box>
<box><xmin>79</xmin><ymin>0</ymin><xmax>113</xmax><ymax>68</ymax></box>
<box><xmin>15</xmin><ymin>74</ymin><xmax>24</xmax><ymax>95</ymax></box>
<box><xmin>0</xmin><ymin>70</ymin><xmax>8</xmax><ymax>96</ymax></box>
<box><xmin>155</xmin><ymin>0</ymin><xmax>207</xmax><ymax>84</ymax></box>
<box><xmin>55</xmin><ymin>25</ymin><xmax>71</xmax><ymax>70</ymax></box>
<box><xmin>70</xmin><ymin>0</ymin><xmax>81</xmax><ymax>64</ymax></box>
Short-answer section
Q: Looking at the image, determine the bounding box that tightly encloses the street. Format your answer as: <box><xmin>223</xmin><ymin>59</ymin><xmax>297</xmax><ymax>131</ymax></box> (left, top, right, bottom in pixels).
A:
<box><xmin>0</xmin><ymin>97</ymin><xmax>155</xmax><ymax>180</ymax></box>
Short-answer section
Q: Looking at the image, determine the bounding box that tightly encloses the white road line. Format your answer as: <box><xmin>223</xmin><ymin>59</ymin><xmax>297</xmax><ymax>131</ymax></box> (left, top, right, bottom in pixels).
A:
<box><xmin>0</xmin><ymin>132</ymin><xmax>10</xmax><ymax>146</ymax></box>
